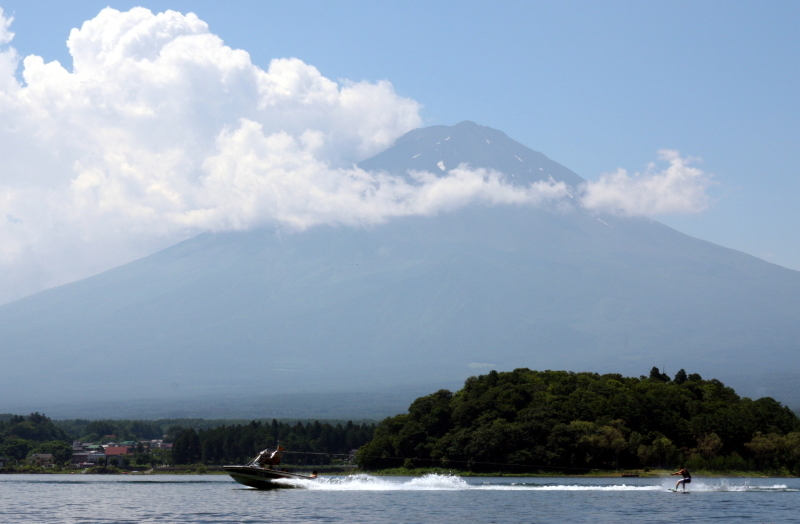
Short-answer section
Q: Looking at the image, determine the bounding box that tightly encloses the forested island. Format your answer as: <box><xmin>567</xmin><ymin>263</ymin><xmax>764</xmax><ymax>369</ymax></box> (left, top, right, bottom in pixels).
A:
<box><xmin>357</xmin><ymin>368</ymin><xmax>800</xmax><ymax>475</ymax></box>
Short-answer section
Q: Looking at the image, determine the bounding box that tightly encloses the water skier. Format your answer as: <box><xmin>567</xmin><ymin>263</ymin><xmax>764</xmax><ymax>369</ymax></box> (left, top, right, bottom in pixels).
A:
<box><xmin>670</xmin><ymin>466</ymin><xmax>691</xmax><ymax>491</ymax></box>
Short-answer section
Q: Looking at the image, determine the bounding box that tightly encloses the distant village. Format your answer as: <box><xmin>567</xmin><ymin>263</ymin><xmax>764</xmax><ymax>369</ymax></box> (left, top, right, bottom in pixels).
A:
<box><xmin>1</xmin><ymin>437</ymin><xmax>173</xmax><ymax>470</ymax></box>
<box><xmin>68</xmin><ymin>437</ymin><xmax>173</xmax><ymax>468</ymax></box>
<box><xmin>0</xmin><ymin>414</ymin><xmax>375</xmax><ymax>470</ymax></box>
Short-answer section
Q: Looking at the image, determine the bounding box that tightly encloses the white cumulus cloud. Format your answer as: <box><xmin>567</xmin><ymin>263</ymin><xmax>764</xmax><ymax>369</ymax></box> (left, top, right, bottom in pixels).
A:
<box><xmin>0</xmin><ymin>7</ymin><xmax>713</xmax><ymax>304</ymax></box>
<box><xmin>0</xmin><ymin>7</ymin><xmax>12</xmax><ymax>44</ymax></box>
<box><xmin>0</xmin><ymin>7</ymin><xmax>17</xmax><ymax>92</ymax></box>
<box><xmin>197</xmin><ymin>120</ymin><xmax>570</xmax><ymax>229</ymax></box>
<box><xmin>578</xmin><ymin>150</ymin><xmax>712</xmax><ymax>216</ymax></box>
<box><xmin>0</xmin><ymin>7</ymin><xmax>570</xmax><ymax>303</ymax></box>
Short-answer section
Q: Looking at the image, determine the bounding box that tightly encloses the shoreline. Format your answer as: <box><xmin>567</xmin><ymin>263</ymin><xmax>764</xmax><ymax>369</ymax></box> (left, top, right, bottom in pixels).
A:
<box><xmin>361</xmin><ymin>469</ymin><xmax>792</xmax><ymax>478</ymax></box>
<box><xmin>0</xmin><ymin>466</ymin><xmax>793</xmax><ymax>478</ymax></box>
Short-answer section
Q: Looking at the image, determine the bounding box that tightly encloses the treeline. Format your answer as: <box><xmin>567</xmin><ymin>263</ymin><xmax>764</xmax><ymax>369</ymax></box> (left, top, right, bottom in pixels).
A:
<box><xmin>56</xmin><ymin>419</ymin><xmax>165</xmax><ymax>443</ymax></box>
<box><xmin>0</xmin><ymin>414</ymin><xmax>375</xmax><ymax>468</ymax></box>
<box><xmin>172</xmin><ymin>420</ymin><xmax>375</xmax><ymax>465</ymax></box>
<box><xmin>357</xmin><ymin>368</ymin><xmax>800</xmax><ymax>474</ymax></box>
<box><xmin>156</xmin><ymin>418</ymin><xmax>376</xmax><ymax>432</ymax></box>
<box><xmin>54</xmin><ymin>417</ymin><xmax>376</xmax><ymax>442</ymax></box>
<box><xmin>0</xmin><ymin>413</ymin><xmax>72</xmax><ymax>463</ymax></box>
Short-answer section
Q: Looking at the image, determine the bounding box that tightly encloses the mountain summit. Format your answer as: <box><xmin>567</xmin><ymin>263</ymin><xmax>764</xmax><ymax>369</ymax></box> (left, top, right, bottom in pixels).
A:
<box><xmin>359</xmin><ymin>120</ymin><xmax>585</xmax><ymax>187</ymax></box>
<box><xmin>1</xmin><ymin>122</ymin><xmax>799</xmax><ymax>416</ymax></box>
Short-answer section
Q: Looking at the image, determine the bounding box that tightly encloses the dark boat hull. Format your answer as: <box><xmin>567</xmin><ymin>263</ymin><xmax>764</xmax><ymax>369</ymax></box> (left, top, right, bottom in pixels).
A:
<box><xmin>223</xmin><ymin>465</ymin><xmax>314</xmax><ymax>490</ymax></box>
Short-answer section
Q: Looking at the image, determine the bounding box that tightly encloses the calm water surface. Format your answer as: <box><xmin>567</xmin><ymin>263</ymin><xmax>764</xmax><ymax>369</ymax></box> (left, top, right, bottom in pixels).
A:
<box><xmin>1</xmin><ymin>474</ymin><xmax>798</xmax><ymax>523</ymax></box>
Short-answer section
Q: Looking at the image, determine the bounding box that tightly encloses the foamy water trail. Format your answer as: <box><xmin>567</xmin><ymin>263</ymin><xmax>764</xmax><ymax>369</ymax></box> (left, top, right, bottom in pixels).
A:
<box><xmin>680</xmin><ymin>480</ymin><xmax>794</xmax><ymax>492</ymax></box>
<box><xmin>271</xmin><ymin>474</ymin><xmax>798</xmax><ymax>492</ymax></box>
<box><xmin>274</xmin><ymin>473</ymin><xmax>472</xmax><ymax>491</ymax></box>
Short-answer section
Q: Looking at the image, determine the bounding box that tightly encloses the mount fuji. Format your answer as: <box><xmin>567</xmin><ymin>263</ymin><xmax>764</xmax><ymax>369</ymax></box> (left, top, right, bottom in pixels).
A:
<box><xmin>1</xmin><ymin>121</ymin><xmax>798</xmax><ymax>417</ymax></box>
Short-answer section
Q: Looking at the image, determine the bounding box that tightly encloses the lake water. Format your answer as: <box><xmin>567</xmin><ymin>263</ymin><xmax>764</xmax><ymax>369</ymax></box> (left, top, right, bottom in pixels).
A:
<box><xmin>1</xmin><ymin>473</ymin><xmax>798</xmax><ymax>523</ymax></box>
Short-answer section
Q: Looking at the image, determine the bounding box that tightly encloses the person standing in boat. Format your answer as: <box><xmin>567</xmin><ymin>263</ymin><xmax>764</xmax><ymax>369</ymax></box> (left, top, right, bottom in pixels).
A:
<box><xmin>671</xmin><ymin>466</ymin><xmax>691</xmax><ymax>491</ymax></box>
<box><xmin>255</xmin><ymin>446</ymin><xmax>285</xmax><ymax>468</ymax></box>
<box><xmin>270</xmin><ymin>446</ymin><xmax>284</xmax><ymax>465</ymax></box>
<box><xmin>255</xmin><ymin>449</ymin><xmax>271</xmax><ymax>468</ymax></box>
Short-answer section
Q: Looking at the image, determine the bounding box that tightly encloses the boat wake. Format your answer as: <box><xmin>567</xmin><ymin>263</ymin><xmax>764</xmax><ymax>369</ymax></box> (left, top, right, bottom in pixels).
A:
<box><xmin>270</xmin><ymin>474</ymin><xmax>798</xmax><ymax>492</ymax></box>
<box><xmin>277</xmin><ymin>473</ymin><xmax>472</xmax><ymax>491</ymax></box>
<box><xmin>671</xmin><ymin>480</ymin><xmax>796</xmax><ymax>492</ymax></box>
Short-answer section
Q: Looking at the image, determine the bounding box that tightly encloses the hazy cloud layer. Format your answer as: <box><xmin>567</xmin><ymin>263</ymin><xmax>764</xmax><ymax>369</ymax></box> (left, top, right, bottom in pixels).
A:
<box><xmin>0</xmin><ymin>8</ymin><xmax>711</xmax><ymax>303</ymax></box>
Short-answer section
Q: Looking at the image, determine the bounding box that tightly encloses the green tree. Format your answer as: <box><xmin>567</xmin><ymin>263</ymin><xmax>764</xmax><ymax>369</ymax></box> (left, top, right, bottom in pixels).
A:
<box><xmin>172</xmin><ymin>429</ymin><xmax>201</xmax><ymax>464</ymax></box>
<box><xmin>745</xmin><ymin>432</ymin><xmax>782</xmax><ymax>469</ymax></box>
<box><xmin>4</xmin><ymin>413</ymin><xmax>69</xmax><ymax>442</ymax></box>
<box><xmin>1</xmin><ymin>437</ymin><xmax>31</xmax><ymax>461</ymax></box>
<box><xmin>649</xmin><ymin>367</ymin><xmax>670</xmax><ymax>382</ymax></box>
<box><xmin>696</xmin><ymin>433</ymin><xmax>723</xmax><ymax>461</ymax></box>
<box><xmin>30</xmin><ymin>441</ymin><xmax>73</xmax><ymax>464</ymax></box>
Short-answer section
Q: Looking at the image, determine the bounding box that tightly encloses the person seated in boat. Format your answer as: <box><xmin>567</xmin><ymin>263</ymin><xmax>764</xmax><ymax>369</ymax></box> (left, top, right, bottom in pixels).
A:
<box><xmin>310</xmin><ymin>470</ymin><xmax>318</xmax><ymax>478</ymax></box>
<box><xmin>671</xmin><ymin>466</ymin><xmax>691</xmax><ymax>491</ymax></box>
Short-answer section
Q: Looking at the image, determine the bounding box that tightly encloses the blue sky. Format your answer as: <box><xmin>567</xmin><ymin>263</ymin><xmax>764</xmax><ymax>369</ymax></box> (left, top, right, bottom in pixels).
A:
<box><xmin>0</xmin><ymin>0</ymin><xmax>798</xmax><ymax>300</ymax></box>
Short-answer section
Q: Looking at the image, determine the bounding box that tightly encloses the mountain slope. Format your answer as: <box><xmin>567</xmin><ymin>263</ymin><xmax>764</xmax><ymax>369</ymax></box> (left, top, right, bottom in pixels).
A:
<box><xmin>1</xmin><ymin>121</ymin><xmax>798</xmax><ymax>415</ymax></box>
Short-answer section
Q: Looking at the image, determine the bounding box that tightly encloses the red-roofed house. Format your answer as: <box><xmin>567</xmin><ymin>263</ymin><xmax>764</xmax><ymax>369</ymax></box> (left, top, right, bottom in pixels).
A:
<box><xmin>104</xmin><ymin>446</ymin><xmax>129</xmax><ymax>455</ymax></box>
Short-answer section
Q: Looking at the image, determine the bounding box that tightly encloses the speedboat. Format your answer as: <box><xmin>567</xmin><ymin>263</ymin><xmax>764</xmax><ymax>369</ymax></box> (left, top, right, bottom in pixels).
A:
<box><xmin>224</xmin><ymin>448</ymin><xmax>317</xmax><ymax>489</ymax></box>
<box><xmin>223</xmin><ymin>465</ymin><xmax>317</xmax><ymax>489</ymax></box>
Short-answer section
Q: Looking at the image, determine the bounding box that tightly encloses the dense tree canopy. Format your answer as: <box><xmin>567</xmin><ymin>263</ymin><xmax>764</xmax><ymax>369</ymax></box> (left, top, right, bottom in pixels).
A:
<box><xmin>54</xmin><ymin>419</ymin><xmax>165</xmax><ymax>443</ymax></box>
<box><xmin>357</xmin><ymin>369</ymin><xmax>800</xmax><ymax>474</ymax></box>
<box><xmin>171</xmin><ymin>420</ymin><xmax>375</xmax><ymax>465</ymax></box>
<box><xmin>0</xmin><ymin>413</ymin><xmax>69</xmax><ymax>442</ymax></box>
<box><xmin>0</xmin><ymin>413</ymin><xmax>71</xmax><ymax>462</ymax></box>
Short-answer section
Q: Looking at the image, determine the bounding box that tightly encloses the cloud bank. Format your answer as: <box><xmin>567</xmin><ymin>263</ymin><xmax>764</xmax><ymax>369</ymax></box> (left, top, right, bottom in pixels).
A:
<box><xmin>580</xmin><ymin>150</ymin><xmax>711</xmax><ymax>216</ymax></box>
<box><xmin>0</xmin><ymin>7</ymin><xmax>711</xmax><ymax>303</ymax></box>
